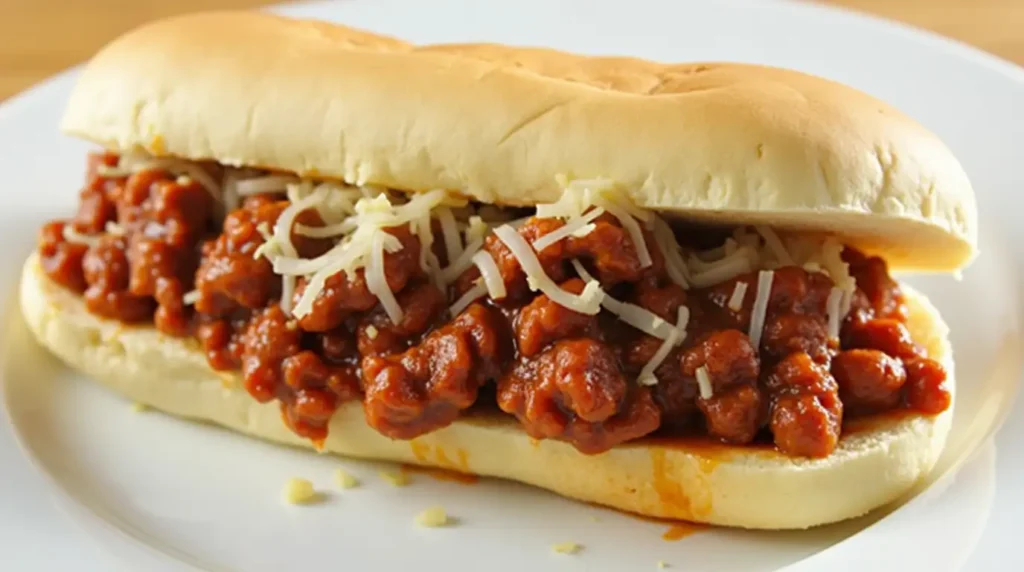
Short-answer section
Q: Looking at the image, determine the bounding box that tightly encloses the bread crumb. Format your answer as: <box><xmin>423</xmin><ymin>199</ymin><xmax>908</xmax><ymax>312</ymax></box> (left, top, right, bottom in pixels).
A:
<box><xmin>415</xmin><ymin>506</ymin><xmax>449</xmax><ymax>527</ymax></box>
<box><xmin>379</xmin><ymin>470</ymin><xmax>410</xmax><ymax>486</ymax></box>
<box><xmin>334</xmin><ymin>469</ymin><xmax>360</xmax><ymax>489</ymax></box>
<box><xmin>657</xmin><ymin>561</ymin><xmax>670</xmax><ymax>569</ymax></box>
<box><xmin>282</xmin><ymin>478</ymin><xmax>320</xmax><ymax>504</ymax></box>
<box><xmin>365</xmin><ymin>325</ymin><xmax>379</xmax><ymax>339</ymax></box>
<box><xmin>130</xmin><ymin>402</ymin><xmax>148</xmax><ymax>413</ymax></box>
<box><xmin>552</xmin><ymin>542</ymin><xmax>582</xmax><ymax>555</ymax></box>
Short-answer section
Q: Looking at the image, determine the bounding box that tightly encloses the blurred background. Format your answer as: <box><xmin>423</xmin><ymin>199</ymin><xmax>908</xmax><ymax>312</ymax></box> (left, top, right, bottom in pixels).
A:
<box><xmin>1</xmin><ymin>0</ymin><xmax>1021</xmax><ymax>102</ymax></box>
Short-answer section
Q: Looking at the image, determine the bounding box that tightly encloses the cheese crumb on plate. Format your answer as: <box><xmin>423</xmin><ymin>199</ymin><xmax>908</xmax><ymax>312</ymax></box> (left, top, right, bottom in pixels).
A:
<box><xmin>551</xmin><ymin>542</ymin><xmax>582</xmax><ymax>555</ymax></box>
<box><xmin>282</xmin><ymin>478</ymin><xmax>321</xmax><ymax>504</ymax></box>
<box><xmin>334</xmin><ymin>468</ymin><xmax>360</xmax><ymax>489</ymax></box>
<box><xmin>415</xmin><ymin>506</ymin><xmax>450</xmax><ymax>527</ymax></box>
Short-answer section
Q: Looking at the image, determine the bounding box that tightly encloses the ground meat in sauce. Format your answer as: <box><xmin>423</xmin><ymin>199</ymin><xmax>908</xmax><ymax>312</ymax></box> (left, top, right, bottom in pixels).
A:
<box><xmin>362</xmin><ymin>302</ymin><xmax>506</xmax><ymax>439</ymax></box>
<box><xmin>497</xmin><ymin>338</ymin><xmax>662</xmax><ymax>453</ymax></box>
<box><xmin>37</xmin><ymin>153</ymin><xmax>954</xmax><ymax>459</ymax></box>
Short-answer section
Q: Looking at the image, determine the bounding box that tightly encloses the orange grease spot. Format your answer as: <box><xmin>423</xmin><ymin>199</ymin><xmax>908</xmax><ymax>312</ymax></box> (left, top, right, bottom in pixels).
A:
<box><xmin>409</xmin><ymin>440</ymin><xmax>430</xmax><ymax>462</ymax></box>
<box><xmin>649</xmin><ymin>450</ymin><xmax>715</xmax><ymax>520</ymax></box>
<box><xmin>455</xmin><ymin>448</ymin><xmax>470</xmax><ymax>472</ymax></box>
<box><xmin>403</xmin><ymin>443</ymin><xmax>476</xmax><ymax>484</ymax></box>
<box><xmin>650</xmin><ymin>450</ymin><xmax>690</xmax><ymax>513</ymax></box>
<box><xmin>661</xmin><ymin>523</ymin><xmax>705</xmax><ymax>541</ymax></box>
<box><xmin>401</xmin><ymin>464</ymin><xmax>479</xmax><ymax>485</ymax></box>
<box><xmin>621</xmin><ymin>512</ymin><xmax>710</xmax><ymax>540</ymax></box>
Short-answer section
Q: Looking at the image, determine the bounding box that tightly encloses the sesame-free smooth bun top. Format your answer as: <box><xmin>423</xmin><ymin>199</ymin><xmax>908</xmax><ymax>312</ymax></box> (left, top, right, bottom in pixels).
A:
<box><xmin>61</xmin><ymin>10</ymin><xmax>977</xmax><ymax>271</ymax></box>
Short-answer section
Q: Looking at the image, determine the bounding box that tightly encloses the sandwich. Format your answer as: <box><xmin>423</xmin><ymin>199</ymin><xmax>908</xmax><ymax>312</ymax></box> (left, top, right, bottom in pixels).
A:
<box><xmin>20</xmin><ymin>10</ymin><xmax>977</xmax><ymax>530</ymax></box>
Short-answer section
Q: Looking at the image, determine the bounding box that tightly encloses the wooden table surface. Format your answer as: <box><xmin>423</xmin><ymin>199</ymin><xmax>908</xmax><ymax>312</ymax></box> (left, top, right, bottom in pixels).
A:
<box><xmin>1</xmin><ymin>0</ymin><xmax>1022</xmax><ymax>101</ymax></box>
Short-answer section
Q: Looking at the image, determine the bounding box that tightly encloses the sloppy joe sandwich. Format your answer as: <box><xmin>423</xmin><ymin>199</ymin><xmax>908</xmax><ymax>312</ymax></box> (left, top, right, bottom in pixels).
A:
<box><xmin>20</xmin><ymin>11</ymin><xmax>977</xmax><ymax>530</ymax></box>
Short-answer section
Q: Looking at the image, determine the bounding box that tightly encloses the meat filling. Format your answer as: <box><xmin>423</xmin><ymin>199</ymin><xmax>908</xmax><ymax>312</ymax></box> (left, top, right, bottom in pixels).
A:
<box><xmin>39</xmin><ymin>154</ymin><xmax>953</xmax><ymax>458</ymax></box>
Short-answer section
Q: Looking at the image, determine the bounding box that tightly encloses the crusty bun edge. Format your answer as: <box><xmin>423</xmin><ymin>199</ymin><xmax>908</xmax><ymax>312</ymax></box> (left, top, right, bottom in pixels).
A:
<box><xmin>18</xmin><ymin>253</ymin><xmax>954</xmax><ymax>530</ymax></box>
<box><xmin>60</xmin><ymin>11</ymin><xmax>976</xmax><ymax>272</ymax></box>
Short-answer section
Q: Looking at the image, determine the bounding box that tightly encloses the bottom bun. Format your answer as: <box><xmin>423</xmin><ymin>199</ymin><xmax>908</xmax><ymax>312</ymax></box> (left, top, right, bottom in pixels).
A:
<box><xmin>18</xmin><ymin>253</ymin><xmax>954</xmax><ymax>529</ymax></box>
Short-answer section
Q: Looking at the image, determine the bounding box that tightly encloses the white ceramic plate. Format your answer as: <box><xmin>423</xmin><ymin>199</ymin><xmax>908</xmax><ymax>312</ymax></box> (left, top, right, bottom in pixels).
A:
<box><xmin>2</xmin><ymin>0</ymin><xmax>1023</xmax><ymax>570</ymax></box>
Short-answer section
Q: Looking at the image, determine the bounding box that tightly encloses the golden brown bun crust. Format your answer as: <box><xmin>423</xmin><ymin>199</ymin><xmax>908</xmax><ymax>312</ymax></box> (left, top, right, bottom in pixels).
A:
<box><xmin>60</xmin><ymin>11</ymin><xmax>976</xmax><ymax>272</ymax></box>
<box><xmin>19</xmin><ymin>253</ymin><xmax>954</xmax><ymax>529</ymax></box>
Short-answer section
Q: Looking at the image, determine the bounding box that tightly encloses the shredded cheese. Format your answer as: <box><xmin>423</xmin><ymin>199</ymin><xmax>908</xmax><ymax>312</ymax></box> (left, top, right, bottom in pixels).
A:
<box><xmin>379</xmin><ymin>471</ymin><xmax>410</xmax><ymax>487</ymax></box>
<box><xmin>695</xmin><ymin>366</ymin><xmax>714</xmax><ymax>399</ymax></box>
<box><xmin>531</xmin><ymin>207</ymin><xmax>605</xmax><ymax>251</ymax></box>
<box><xmin>450</xmin><ymin>282</ymin><xmax>487</xmax><ymax>317</ymax></box>
<box><xmin>104</xmin><ymin>221</ymin><xmax>125</xmax><ymax>236</ymax></box>
<box><xmin>234</xmin><ymin>175</ymin><xmax>297</xmax><ymax>196</ymax></box>
<box><xmin>440</xmin><ymin>237</ymin><xmax>485</xmax><ymax>283</ymax></box>
<box><xmin>494</xmin><ymin>225</ymin><xmax>602</xmax><ymax>315</ymax></box>
<box><xmin>756</xmin><ymin>225</ymin><xmax>794</xmax><ymax>266</ymax></box>
<box><xmin>552</xmin><ymin>542</ymin><xmax>582</xmax><ymax>555</ymax></box>
<box><xmin>748</xmin><ymin>270</ymin><xmax>775</xmax><ymax>351</ymax></box>
<box><xmin>415</xmin><ymin>506</ymin><xmax>450</xmax><ymax>527</ymax></box>
<box><xmin>825</xmin><ymin>287</ymin><xmax>846</xmax><ymax>340</ymax></box>
<box><xmin>592</xmin><ymin>193</ymin><xmax>653</xmax><ymax>267</ymax></box>
<box><xmin>62</xmin><ymin>225</ymin><xmax>100</xmax><ymax>247</ymax></box>
<box><xmin>116</xmin><ymin>152</ymin><xmax>864</xmax><ymax>337</ymax></box>
<box><xmin>637</xmin><ymin>306</ymin><xmax>691</xmax><ymax>386</ymax></box>
<box><xmin>437</xmin><ymin>207</ymin><xmax>463</xmax><ymax>265</ymax></box>
<box><xmin>472</xmin><ymin>250</ymin><xmax>507</xmax><ymax>299</ymax></box>
<box><xmin>689</xmin><ymin>253</ymin><xmax>753</xmax><ymax>288</ymax></box>
<box><xmin>116</xmin><ymin>154</ymin><xmax>222</xmax><ymax>200</ymax></box>
<box><xmin>571</xmin><ymin>260</ymin><xmax>683</xmax><ymax>343</ymax></box>
<box><xmin>367</xmin><ymin>232</ymin><xmax>404</xmax><ymax>324</ymax></box>
<box><xmin>182</xmin><ymin>290</ymin><xmax>201</xmax><ymax>305</ymax></box>
<box><xmin>651</xmin><ymin>217</ymin><xmax>690</xmax><ymax>289</ymax></box>
<box><xmin>334</xmin><ymin>468</ymin><xmax>360</xmax><ymax>489</ymax></box>
<box><xmin>727</xmin><ymin>282</ymin><xmax>748</xmax><ymax>312</ymax></box>
<box><xmin>537</xmin><ymin>178</ymin><xmax>653</xmax><ymax>267</ymax></box>
<box><xmin>282</xmin><ymin>478</ymin><xmax>320</xmax><ymax>504</ymax></box>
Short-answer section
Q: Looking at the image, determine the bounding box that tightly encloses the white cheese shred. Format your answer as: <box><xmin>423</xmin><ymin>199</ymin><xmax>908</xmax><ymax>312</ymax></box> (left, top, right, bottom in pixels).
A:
<box><xmin>440</xmin><ymin>237</ymin><xmax>485</xmax><ymax>284</ymax></box>
<box><xmin>592</xmin><ymin>195</ymin><xmax>653</xmax><ymax>268</ymax></box>
<box><xmin>755</xmin><ymin>225</ymin><xmax>794</xmax><ymax>266</ymax></box>
<box><xmin>367</xmin><ymin>232</ymin><xmax>404</xmax><ymax>325</ymax></box>
<box><xmin>695</xmin><ymin>366</ymin><xmax>714</xmax><ymax>399</ymax></box>
<box><xmin>727</xmin><ymin>281</ymin><xmax>748</xmax><ymax>312</ymax></box>
<box><xmin>494</xmin><ymin>226</ymin><xmax>602</xmax><ymax>315</ymax></box>
<box><xmin>182</xmin><ymin>290</ymin><xmax>200</xmax><ymax>305</ymax></box>
<box><xmin>234</xmin><ymin>175</ymin><xmax>298</xmax><ymax>196</ymax></box>
<box><xmin>637</xmin><ymin>306</ymin><xmax>691</xmax><ymax>386</ymax></box>
<box><xmin>450</xmin><ymin>283</ymin><xmax>487</xmax><ymax>317</ymax></box>
<box><xmin>570</xmin><ymin>259</ymin><xmax>682</xmax><ymax>342</ymax></box>
<box><xmin>472</xmin><ymin>250</ymin><xmax>507</xmax><ymax>299</ymax></box>
<box><xmin>689</xmin><ymin>254</ymin><xmax>753</xmax><ymax>288</ymax></box>
<box><xmin>62</xmin><ymin>225</ymin><xmax>100</xmax><ymax>247</ymax></box>
<box><xmin>437</xmin><ymin>207</ymin><xmax>463</xmax><ymax>266</ymax></box>
<box><xmin>652</xmin><ymin>217</ymin><xmax>690</xmax><ymax>289</ymax></box>
<box><xmin>748</xmin><ymin>270</ymin><xmax>775</xmax><ymax>351</ymax></box>
<box><xmin>825</xmin><ymin>287</ymin><xmax>846</xmax><ymax>340</ymax></box>
<box><xmin>531</xmin><ymin>207</ymin><xmax>605</xmax><ymax>252</ymax></box>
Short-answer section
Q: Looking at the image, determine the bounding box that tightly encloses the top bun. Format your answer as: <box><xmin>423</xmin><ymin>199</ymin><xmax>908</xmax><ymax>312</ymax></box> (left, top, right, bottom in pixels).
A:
<box><xmin>61</xmin><ymin>11</ymin><xmax>977</xmax><ymax>271</ymax></box>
